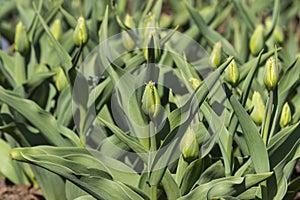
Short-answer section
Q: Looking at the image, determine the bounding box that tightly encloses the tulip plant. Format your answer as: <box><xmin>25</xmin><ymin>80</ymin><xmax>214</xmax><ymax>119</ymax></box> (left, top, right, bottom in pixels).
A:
<box><xmin>0</xmin><ymin>0</ymin><xmax>299</xmax><ymax>199</ymax></box>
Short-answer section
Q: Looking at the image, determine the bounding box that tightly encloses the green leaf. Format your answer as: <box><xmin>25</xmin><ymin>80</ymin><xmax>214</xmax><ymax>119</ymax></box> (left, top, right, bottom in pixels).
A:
<box><xmin>0</xmin><ymin>139</ymin><xmax>28</xmax><ymax>184</ymax></box>
<box><xmin>98</xmin><ymin>117</ymin><xmax>148</xmax><ymax>159</ymax></box>
<box><xmin>232</xmin><ymin>0</ymin><xmax>256</xmax><ymax>32</ymax></box>
<box><xmin>180</xmin><ymin>159</ymin><xmax>202</xmax><ymax>195</ymax></box>
<box><xmin>179</xmin><ymin>172</ymin><xmax>272</xmax><ymax>200</ymax></box>
<box><xmin>227</xmin><ymin>88</ymin><xmax>270</xmax><ymax>173</ymax></box>
<box><xmin>199</xmin><ymin>160</ymin><xmax>225</xmax><ymax>185</ymax></box>
<box><xmin>0</xmin><ymin>86</ymin><xmax>78</xmax><ymax>146</ymax></box>
<box><xmin>268</xmin><ymin>122</ymin><xmax>300</xmax><ymax>168</ymax></box>
<box><xmin>161</xmin><ymin>169</ymin><xmax>180</xmax><ymax>199</ymax></box>
<box><xmin>10</xmin><ymin>146</ymin><xmax>144</xmax><ymax>200</ymax></box>
<box><xmin>185</xmin><ymin>3</ymin><xmax>240</xmax><ymax>63</ymax></box>
<box><xmin>31</xmin><ymin>165</ymin><xmax>67</xmax><ymax>200</ymax></box>
<box><xmin>33</xmin><ymin>3</ymin><xmax>72</xmax><ymax>72</ymax></box>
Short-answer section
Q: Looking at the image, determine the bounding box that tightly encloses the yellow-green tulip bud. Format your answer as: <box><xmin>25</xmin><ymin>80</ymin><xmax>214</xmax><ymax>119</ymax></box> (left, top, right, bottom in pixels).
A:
<box><xmin>160</xmin><ymin>14</ymin><xmax>173</xmax><ymax>28</ymax></box>
<box><xmin>224</xmin><ymin>59</ymin><xmax>239</xmax><ymax>87</ymax></box>
<box><xmin>250</xmin><ymin>91</ymin><xmax>265</xmax><ymax>125</ymax></box>
<box><xmin>279</xmin><ymin>102</ymin><xmax>291</xmax><ymax>128</ymax></box>
<box><xmin>180</xmin><ymin>128</ymin><xmax>199</xmax><ymax>162</ymax></box>
<box><xmin>124</xmin><ymin>14</ymin><xmax>134</xmax><ymax>29</ymax></box>
<box><xmin>143</xmin><ymin>30</ymin><xmax>161</xmax><ymax>62</ymax></box>
<box><xmin>189</xmin><ymin>78</ymin><xmax>201</xmax><ymax>90</ymax></box>
<box><xmin>274</xmin><ymin>26</ymin><xmax>284</xmax><ymax>44</ymax></box>
<box><xmin>141</xmin><ymin>81</ymin><xmax>161</xmax><ymax>118</ymax></box>
<box><xmin>50</xmin><ymin>19</ymin><xmax>62</xmax><ymax>41</ymax></box>
<box><xmin>249</xmin><ymin>24</ymin><xmax>264</xmax><ymax>56</ymax></box>
<box><xmin>143</xmin><ymin>14</ymin><xmax>158</xmax><ymax>38</ymax></box>
<box><xmin>73</xmin><ymin>16</ymin><xmax>88</xmax><ymax>47</ymax></box>
<box><xmin>210</xmin><ymin>41</ymin><xmax>222</xmax><ymax>68</ymax></box>
<box><xmin>264</xmin><ymin>57</ymin><xmax>278</xmax><ymax>91</ymax></box>
<box><xmin>55</xmin><ymin>66</ymin><xmax>68</xmax><ymax>91</ymax></box>
<box><xmin>14</xmin><ymin>21</ymin><xmax>30</xmax><ymax>55</ymax></box>
<box><xmin>122</xmin><ymin>32</ymin><xmax>135</xmax><ymax>51</ymax></box>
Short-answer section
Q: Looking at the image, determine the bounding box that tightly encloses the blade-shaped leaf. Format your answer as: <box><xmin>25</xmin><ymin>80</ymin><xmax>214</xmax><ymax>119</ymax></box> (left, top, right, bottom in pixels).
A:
<box><xmin>227</xmin><ymin>87</ymin><xmax>270</xmax><ymax>173</ymax></box>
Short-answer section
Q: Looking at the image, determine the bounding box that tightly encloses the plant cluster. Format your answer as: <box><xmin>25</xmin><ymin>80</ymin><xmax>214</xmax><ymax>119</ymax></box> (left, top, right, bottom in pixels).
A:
<box><xmin>0</xmin><ymin>0</ymin><xmax>299</xmax><ymax>199</ymax></box>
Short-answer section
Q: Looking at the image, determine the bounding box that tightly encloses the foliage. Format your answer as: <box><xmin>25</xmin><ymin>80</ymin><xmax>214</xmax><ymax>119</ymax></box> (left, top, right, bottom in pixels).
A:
<box><xmin>0</xmin><ymin>0</ymin><xmax>299</xmax><ymax>199</ymax></box>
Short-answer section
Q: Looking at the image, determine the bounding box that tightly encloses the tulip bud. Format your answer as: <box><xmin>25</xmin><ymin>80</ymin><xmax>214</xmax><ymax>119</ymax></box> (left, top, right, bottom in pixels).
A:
<box><xmin>55</xmin><ymin>66</ymin><xmax>68</xmax><ymax>91</ymax></box>
<box><xmin>143</xmin><ymin>14</ymin><xmax>158</xmax><ymax>38</ymax></box>
<box><xmin>124</xmin><ymin>14</ymin><xmax>134</xmax><ymax>29</ymax></box>
<box><xmin>249</xmin><ymin>24</ymin><xmax>264</xmax><ymax>56</ymax></box>
<box><xmin>210</xmin><ymin>41</ymin><xmax>222</xmax><ymax>68</ymax></box>
<box><xmin>250</xmin><ymin>91</ymin><xmax>265</xmax><ymax>125</ymax></box>
<box><xmin>143</xmin><ymin>30</ymin><xmax>161</xmax><ymax>62</ymax></box>
<box><xmin>73</xmin><ymin>16</ymin><xmax>88</xmax><ymax>47</ymax></box>
<box><xmin>14</xmin><ymin>21</ymin><xmax>30</xmax><ymax>55</ymax></box>
<box><xmin>274</xmin><ymin>26</ymin><xmax>284</xmax><ymax>44</ymax></box>
<box><xmin>141</xmin><ymin>81</ymin><xmax>161</xmax><ymax>118</ymax></box>
<box><xmin>122</xmin><ymin>32</ymin><xmax>135</xmax><ymax>51</ymax></box>
<box><xmin>50</xmin><ymin>19</ymin><xmax>62</xmax><ymax>41</ymax></box>
<box><xmin>224</xmin><ymin>59</ymin><xmax>239</xmax><ymax>87</ymax></box>
<box><xmin>279</xmin><ymin>102</ymin><xmax>291</xmax><ymax>128</ymax></box>
<box><xmin>180</xmin><ymin>128</ymin><xmax>199</xmax><ymax>162</ymax></box>
<box><xmin>189</xmin><ymin>78</ymin><xmax>201</xmax><ymax>90</ymax></box>
<box><xmin>264</xmin><ymin>57</ymin><xmax>278</xmax><ymax>91</ymax></box>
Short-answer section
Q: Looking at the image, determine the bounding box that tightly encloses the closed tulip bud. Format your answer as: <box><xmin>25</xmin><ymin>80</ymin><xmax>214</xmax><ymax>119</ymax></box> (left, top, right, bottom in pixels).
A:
<box><xmin>143</xmin><ymin>14</ymin><xmax>158</xmax><ymax>38</ymax></box>
<box><xmin>280</xmin><ymin>102</ymin><xmax>291</xmax><ymax>128</ymax></box>
<box><xmin>143</xmin><ymin>30</ymin><xmax>161</xmax><ymax>62</ymax></box>
<box><xmin>189</xmin><ymin>78</ymin><xmax>201</xmax><ymax>90</ymax></box>
<box><xmin>73</xmin><ymin>16</ymin><xmax>88</xmax><ymax>47</ymax></box>
<box><xmin>124</xmin><ymin>14</ymin><xmax>134</xmax><ymax>29</ymax></box>
<box><xmin>224</xmin><ymin>59</ymin><xmax>239</xmax><ymax>87</ymax></box>
<box><xmin>250</xmin><ymin>91</ymin><xmax>265</xmax><ymax>124</ymax></box>
<box><xmin>274</xmin><ymin>26</ymin><xmax>284</xmax><ymax>44</ymax></box>
<box><xmin>210</xmin><ymin>41</ymin><xmax>222</xmax><ymax>68</ymax></box>
<box><xmin>264</xmin><ymin>57</ymin><xmax>278</xmax><ymax>91</ymax></box>
<box><xmin>141</xmin><ymin>81</ymin><xmax>161</xmax><ymax>118</ymax></box>
<box><xmin>15</xmin><ymin>21</ymin><xmax>30</xmax><ymax>55</ymax></box>
<box><xmin>249</xmin><ymin>24</ymin><xmax>264</xmax><ymax>56</ymax></box>
<box><xmin>122</xmin><ymin>32</ymin><xmax>135</xmax><ymax>51</ymax></box>
<box><xmin>180</xmin><ymin>128</ymin><xmax>199</xmax><ymax>162</ymax></box>
<box><xmin>50</xmin><ymin>19</ymin><xmax>62</xmax><ymax>41</ymax></box>
<box><xmin>55</xmin><ymin>67</ymin><xmax>68</xmax><ymax>91</ymax></box>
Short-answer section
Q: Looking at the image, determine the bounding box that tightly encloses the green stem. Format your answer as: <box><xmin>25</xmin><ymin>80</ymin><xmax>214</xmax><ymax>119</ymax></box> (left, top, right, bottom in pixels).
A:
<box><xmin>150</xmin><ymin>121</ymin><xmax>156</xmax><ymax>152</ymax></box>
<box><xmin>151</xmin><ymin>185</ymin><xmax>157</xmax><ymax>200</ymax></box>
<box><xmin>226</xmin><ymin>87</ymin><xmax>239</xmax><ymax>176</ymax></box>
<box><xmin>262</xmin><ymin>90</ymin><xmax>273</xmax><ymax>144</ymax></box>
<box><xmin>79</xmin><ymin>105</ymin><xmax>86</xmax><ymax>147</ymax></box>
<box><xmin>149</xmin><ymin>121</ymin><xmax>157</xmax><ymax>200</ymax></box>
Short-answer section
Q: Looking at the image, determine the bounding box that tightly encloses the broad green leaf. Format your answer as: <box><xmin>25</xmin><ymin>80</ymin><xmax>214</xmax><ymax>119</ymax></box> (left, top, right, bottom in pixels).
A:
<box><xmin>31</xmin><ymin>165</ymin><xmax>67</xmax><ymax>200</ymax></box>
<box><xmin>66</xmin><ymin>180</ymin><xmax>91</xmax><ymax>200</ymax></box>
<box><xmin>179</xmin><ymin>172</ymin><xmax>272</xmax><ymax>200</ymax></box>
<box><xmin>227</xmin><ymin>88</ymin><xmax>270</xmax><ymax>173</ymax></box>
<box><xmin>0</xmin><ymin>50</ymin><xmax>17</xmax><ymax>87</ymax></box>
<box><xmin>180</xmin><ymin>158</ymin><xmax>202</xmax><ymax>195</ymax></box>
<box><xmin>199</xmin><ymin>160</ymin><xmax>225</xmax><ymax>185</ymax></box>
<box><xmin>0</xmin><ymin>86</ymin><xmax>77</xmax><ymax>146</ymax></box>
<box><xmin>0</xmin><ymin>138</ymin><xmax>28</xmax><ymax>184</ymax></box>
<box><xmin>161</xmin><ymin>169</ymin><xmax>180</xmax><ymax>199</ymax></box>
<box><xmin>268</xmin><ymin>122</ymin><xmax>300</xmax><ymax>168</ymax></box>
<box><xmin>98</xmin><ymin>117</ymin><xmax>148</xmax><ymax>158</ymax></box>
<box><xmin>10</xmin><ymin>146</ymin><xmax>144</xmax><ymax>200</ymax></box>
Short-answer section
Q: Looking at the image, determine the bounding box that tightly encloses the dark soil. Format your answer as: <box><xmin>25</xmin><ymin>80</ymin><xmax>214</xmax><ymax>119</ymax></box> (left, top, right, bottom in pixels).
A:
<box><xmin>0</xmin><ymin>179</ymin><xmax>44</xmax><ymax>200</ymax></box>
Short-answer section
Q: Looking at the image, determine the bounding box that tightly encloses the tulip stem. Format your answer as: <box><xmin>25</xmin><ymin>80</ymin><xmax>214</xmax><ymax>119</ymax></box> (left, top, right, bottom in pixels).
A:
<box><xmin>149</xmin><ymin>120</ymin><xmax>157</xmax><ymax>200</ymax></box>
<box><xmin>79</xmin><ymin>105</ymin><xmax>86</xmax><ymax>147</ymax></box>
<box><xmin>262</xmin><ymin>90</ymin><xmax>273</xmax><ymax>144</ymax></box>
